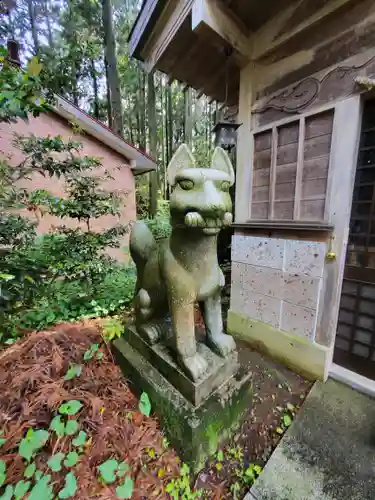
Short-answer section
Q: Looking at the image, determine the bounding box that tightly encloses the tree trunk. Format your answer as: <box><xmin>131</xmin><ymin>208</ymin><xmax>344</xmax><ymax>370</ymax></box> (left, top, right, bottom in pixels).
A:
<box><xmin>167</xmin><ymin>83</ymin><xmax>173</xmax><ymax>164</ymax></box>
<box><xmin>147</xmin><ymin>71</ymin><xmax>158</xmax><ymax>217</ymax></box>
<box><xmin>184</xmin><ymin>86</ymin><xmax>192</xmax><ymax>147</ymax></box>
<box><xmin>104</xmin><ymin>55</ymin><xmax>113</xmax><ymax>128</ymax></box>
<box><xmin>45</xmin><ymin>0</ymin><xmax>54</xmax><ymax>48</ymax></box>
<box><xmin>101</xmin><ymin>0</ymin><xmax>123</xmax><ymax>136</ymax></box>
<box><xmin>26</xmin><ymin>0</ymin><xmax>40</xmax><ymax>54</ymax></box>
<box><xmin>138</xmin><ymin>69</ymin><xmax>146</xmax><ymax>151</ymax></box>
<box><xmin>91</xmin><ymin>59</ymin><xmax>100</xmax><ymax>119</ymax></box>
<box><xmin>160</xmin><ymin>77</ymin><xmax>166</xmax><ymax>197</ymax></box>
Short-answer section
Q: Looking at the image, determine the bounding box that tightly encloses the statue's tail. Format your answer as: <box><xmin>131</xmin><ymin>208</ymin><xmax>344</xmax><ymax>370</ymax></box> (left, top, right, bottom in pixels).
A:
<box><xmin>130</xmin><ymin>221</ymin><xmax>156</xmax><ymax>285</ymax></box>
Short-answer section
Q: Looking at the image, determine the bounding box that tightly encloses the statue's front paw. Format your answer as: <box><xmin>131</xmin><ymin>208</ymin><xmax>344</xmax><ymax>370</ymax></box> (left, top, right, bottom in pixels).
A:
<box><xmin>179</xmin><ymin>352</ymin><xmax>208</xmax><ymax>382</ymax></box>
<box><xmin>208</xmin><ymin>333</ymin><xmax>236</xmax><ymax>357</ymax></box>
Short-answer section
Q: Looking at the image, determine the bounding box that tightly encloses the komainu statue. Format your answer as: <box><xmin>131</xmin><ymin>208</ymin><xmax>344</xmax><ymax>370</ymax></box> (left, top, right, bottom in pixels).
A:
<box><xmin>130</xmin><ymin>144</ymin><xmax>237</xmax><ymax>382</ymax></box>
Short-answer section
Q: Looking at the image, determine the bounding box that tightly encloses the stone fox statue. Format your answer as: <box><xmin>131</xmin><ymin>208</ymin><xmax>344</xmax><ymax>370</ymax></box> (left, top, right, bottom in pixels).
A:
<box><xmin>130</xmin><ymin>144</ymin><xmax>236</xmax><ymax>382</ymax></box>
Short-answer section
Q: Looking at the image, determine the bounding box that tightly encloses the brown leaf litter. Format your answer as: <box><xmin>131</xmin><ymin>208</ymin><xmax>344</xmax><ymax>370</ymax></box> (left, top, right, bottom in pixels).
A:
<box><xmin>0</xmin><ymin>322</ymin><xmax>180</xmax><ymax>499</ymax></box>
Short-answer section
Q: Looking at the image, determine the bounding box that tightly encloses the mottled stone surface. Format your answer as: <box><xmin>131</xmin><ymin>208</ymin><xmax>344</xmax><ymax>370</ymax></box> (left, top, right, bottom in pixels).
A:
<box><xmin>231</xmin><ymin>234</ymin><xmax>326</xmax><ymax>341</ymax></box>
<box><xmin>246</xmin><ymin>380</ymin><xmax>375</xmax><ymax>500</ymax></box>
<box><xmin>232</xmin><ymin>235</ymin><xmax>284</xmax><ymax>269</ymax></box>
<box><xmin>112</xmin><ymin>336</ymin><xmax>252</xmax><ymax>471</ymax></box>
<box><xmin>282</xmin><ymin>272</ymin><xmax>320</xmax><ymax>310</ymax></box>
<box><xmin>281</xmin><ymin>302</ymin><xmax>317</xmax><ymax>340</ymax></box>
<box><xmin>124</xmin><ymin>324</ymin><xmax>239</xmax><ymax>406</ymax></box>
<box><xmin>284</xmin><ymin>240</ymin><xmax>326</xmax><ymax>278</ymax></box>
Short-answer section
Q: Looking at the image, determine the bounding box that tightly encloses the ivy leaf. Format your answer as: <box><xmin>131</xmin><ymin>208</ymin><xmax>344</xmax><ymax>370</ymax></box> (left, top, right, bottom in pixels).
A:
<box><xmin>50</xmin><ymin>416</ymin><xmax>65</xmax><ymax>438</ymax></box>
<box><xmin>58</xmin><ymin>472</ymin><xmax>78</xmax><ymax>499</ymax></box>
<box><xmin>216</xmin><ymin>450</ymin><xmax>224</xmax><ymax>462</ymax></box>
<box><xmin>59</xmin><ymin>400</ymin><xmax>83</xmax><ymax>416</ymax></box>
<box><xmin>117</xmin><ymin>461</ymin><xmax>130</xmax><ymax>478</ymax></box>
<box><xmin>48</xmin><ymin>452</ymin><xmax>65</xmax><ymax>472</ymax></box>
<box><xmin>116</xmin><ymin>476</ymin><xmax>134</xmax><ymax>499</ymax></box>
<box><xmin>0</xmin><ymin>485</ymin><xmax>13</xmax><ymax>500</ymax></box>
<box><xmin>28</xmin><ymin>474</ymin><xmax>53</xmax><ymax>500</ymax></box>
<box><xmin>97</xmin><ymin>459</ymin><xmax>118</xmax><ymax>484</ymax></box>
<box><xmin>24</xmin><ymin>462</ymin><xmax>36</xmax><ymax>479</ymax></box>
<box><xmin>283</xmin><ymin>414</ymin><xmax>292</xmax><ymax>427</ymax></box>
<box><xmin>19</xmin><ymin>429</ymin><xmax>49</xmax><ymax>461</ymax></box>
<box><xmin>27</xmin><ymin>56</ymin><xmax>43</xmax><ymax>77</ymax></box>
<box><xmin>0</xmin><ymin>459</ymin><xmax>6</xmax><ymax>487</ymax></box>
<box><xmin>83</xmin><ymin>344</ymin><xmax>99</xmax><ymax>361</ymax></box>
<box><xmin>64</xmin><ymin>364</ymin><xmax>82</xmax><ymax>381</ymax></box>
<box><xmin>64</xmin><ymin>451</ymin><xmax>80</xmax><ymax>468</ymax></box>
<box><xmin>34</xmin><ymin>470</ymin><xmax>43</xmax><ymax>481</ymax></box>
<box><xmin>138</xmin><ymin>392</ymin><xmax>151</xmax><ymax>417</ymax></box>
<box><xmin>65</xmin><ymin>420</ymin><xmax>79</xmax><ymax>436</ymax></box>
<box><xmin>72</xmin><ymin>431</ymin><xmax>87</xmax><ymax>447</ymax></box>
<box><xmin>14</xmin><ymin>479</ymin><xmax>31</xmax><ymax>499</ymax></box>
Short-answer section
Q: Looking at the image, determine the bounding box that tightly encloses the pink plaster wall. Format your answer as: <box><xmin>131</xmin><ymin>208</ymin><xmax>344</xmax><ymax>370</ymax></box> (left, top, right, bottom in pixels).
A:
<box><xmin>0</xmin><ymin>111</ymin><xmax>137</xmax><ymax>261</ymax></box>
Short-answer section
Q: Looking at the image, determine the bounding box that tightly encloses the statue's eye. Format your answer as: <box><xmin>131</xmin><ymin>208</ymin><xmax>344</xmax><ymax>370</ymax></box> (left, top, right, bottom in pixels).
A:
<box><xmin>221</xmin><ymin>181</ymin><xmax>230</xmax><ymax>192</ymax></box>
<box><xmin>178</xmin><ymin>180</ymin><xmax>194</xmax><ymax>190</ymax></box>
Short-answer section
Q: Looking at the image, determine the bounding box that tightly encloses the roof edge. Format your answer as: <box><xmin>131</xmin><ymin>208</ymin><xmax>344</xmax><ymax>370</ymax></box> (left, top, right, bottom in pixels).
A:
<box><xmin>53</xmin><ymin>96</ymin><xmax>156</xmax><ymax>173</ymax></box>
<box><xmin>128</xmin><ymin>0</ymin><xmax>169</xmax><ymax>59</ymax></box>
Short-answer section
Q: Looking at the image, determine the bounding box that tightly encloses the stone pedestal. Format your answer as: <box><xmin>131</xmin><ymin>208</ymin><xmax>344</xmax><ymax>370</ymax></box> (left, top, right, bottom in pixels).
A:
<box><xmin>112</xmin><ymin>326</ymin><xmax>252</xmax><ymax>471</ymax></box>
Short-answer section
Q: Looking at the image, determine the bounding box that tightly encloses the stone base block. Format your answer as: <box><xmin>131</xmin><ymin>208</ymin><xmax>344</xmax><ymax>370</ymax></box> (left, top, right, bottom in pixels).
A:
<box><xmin>124</xmin><ymin>324</ymin><xmax>239</xmax><ymax>406</ymax></box>
<box><xmin>112</xmin><ymin>336</ymin><xmax>252</xmax><ymax>471</ymax></box>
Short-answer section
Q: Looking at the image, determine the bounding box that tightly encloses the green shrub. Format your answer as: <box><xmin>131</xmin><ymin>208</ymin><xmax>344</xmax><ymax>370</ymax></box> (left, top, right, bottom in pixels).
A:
<box><xmin>144</xmin><ymin>199</ymin><xmax>171</xmax><ymax>241</ymax></box>
<box><xmin>9</xmin><ymin>264</ymin><xmax>136</xmax><ymax>334</ymax></box>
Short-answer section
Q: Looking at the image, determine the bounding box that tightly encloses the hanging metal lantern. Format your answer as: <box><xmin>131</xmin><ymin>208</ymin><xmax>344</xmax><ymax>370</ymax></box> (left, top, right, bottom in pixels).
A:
<box><xmin>212</xmin><ymin>121</ymin><xmax>241</xmax><ymax>151</ymax></box>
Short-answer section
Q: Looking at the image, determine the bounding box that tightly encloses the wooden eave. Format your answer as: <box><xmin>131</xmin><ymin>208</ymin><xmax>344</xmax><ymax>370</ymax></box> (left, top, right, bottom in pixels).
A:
<box><xmin>130</xmin><ymin>0</ymin><xmax>363</xmax><ymax>104</ymax></box>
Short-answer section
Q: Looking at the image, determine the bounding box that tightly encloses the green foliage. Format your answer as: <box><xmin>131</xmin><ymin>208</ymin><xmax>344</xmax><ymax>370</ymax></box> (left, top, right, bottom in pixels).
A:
<box><xmin>59</xmin><ymin>401</ymin><xmax>83</xmax><ymax>416</ymax></box>
<box><xmin>115</xmin><ymin>476</ymin><xmax>134</xmax><ymax>499</ymax></box>
<box><xmin>0</xmin><ymin>49</ymin><xmax>51</xmax><ymax>124</ymax></box>
<box><xmin>64</xmin><ymin>452</ymin><xmax>80</xmax><ymax>468</ymax></box>
<box><xmin>58</xmin><ymin>472</ymin><xmax>77</xmax><ymax>499</ymax></box>
<box><xmin>50</xmin><ymin>416</ymin><xmax>66</xmax><ymax>438</ymax></box>
<box><xmin>24</xmin><ymin>462</ymin><xmax>36</xmax><ymax>479</ymax></box>
<box><xmin>64</xmin><ymin>364</ymin><xmax>82</xmax><ymax>381</ymax></box>
<box><xmin>72</xmin><ymin>431</ymin><xmax>87</xmax><ymax>447</ymax></box>
<box><xmin>138</xmin><ymin>392</ymin><xmax>151</xmax><ymax>417</ymax></box>
<box><xmin>0</xmin><ymin>459</ymin><xmax>6</xmax><ymax>487</ymax></box>
<box><xmin>19</xmin><ymin>429</ymin><xmax>49</xmax><ymax>461</ymax></box>
<box><xmin>14</xmin><ymin>479</ymin><xmax>31</xmax><ymax>499</ymax></box>
<box><xmin>165</xmin><ymin>463</ymin><xmax>202</xmax><ymax>499</ymax></box>
<box><xmin>101</xmin><ymin>317</ymin><xmax>124</xmax><ymax>341</ymax></box>
<box><xmin>143</xmin><ymin>200</ymin><xmax>171</xmax><ymax>241</ymax></box>
<box><xmin>48</xmin><ymin>453</ymin><xmax>65</xmax><ymax>473</ymax></box>
<box><xmin>0</xmin><ymin>485</ymin><xmax>13</xmax><ymax>500</ymax></box>
<box><xmin>65</xmin><ymin>420</ymin><xmax>79</xmax><ymax>436</ymax></box>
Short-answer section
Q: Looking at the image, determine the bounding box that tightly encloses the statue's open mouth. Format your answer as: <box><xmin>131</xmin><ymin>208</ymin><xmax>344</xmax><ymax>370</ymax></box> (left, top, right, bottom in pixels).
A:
<box><xmin>184</xmin><ymin>212</ymin><xmax>232</xmax><ymax>232</ymax></box>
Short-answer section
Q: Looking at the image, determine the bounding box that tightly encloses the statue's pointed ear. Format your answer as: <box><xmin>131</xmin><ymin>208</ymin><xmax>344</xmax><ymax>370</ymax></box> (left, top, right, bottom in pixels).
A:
<box><xmin>211</xmin><ymin>147</ymin><xmax>235</xmax><ymax>185</ymax></box>
<box><xmin>167</xmin><ymin>143</ymin><xmax>195</xmax><ymax>186</ymax></box>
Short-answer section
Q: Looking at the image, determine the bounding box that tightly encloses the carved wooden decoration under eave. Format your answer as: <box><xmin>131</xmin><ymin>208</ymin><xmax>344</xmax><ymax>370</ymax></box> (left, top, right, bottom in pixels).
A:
<box><xmin>252</xmin><ymin>54</ymin><xmax>375</xmax><ymax>126</ymax></box>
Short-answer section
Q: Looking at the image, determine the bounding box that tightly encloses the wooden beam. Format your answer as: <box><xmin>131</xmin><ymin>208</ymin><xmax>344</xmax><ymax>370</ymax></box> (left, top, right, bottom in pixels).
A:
<box><xmin>252</xmin><ymin>0</ymin><xmax>356</xmax><ymax>60</ymax></box>
<box><xmin>142</xmin><ymin>0</ymin><xmax>194</xmax><ymax>73</ymax></box>
<box><xmin>191</xmin><ymin>0</ymin><xmax>252</xmax><ymax>60</ymax></box>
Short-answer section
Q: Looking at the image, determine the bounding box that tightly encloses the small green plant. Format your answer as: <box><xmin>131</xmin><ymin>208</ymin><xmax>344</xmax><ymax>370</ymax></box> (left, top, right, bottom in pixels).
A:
<box><xmin>96</xmin><ymin>458</ymin><xmax>133</xmax><ymax>498</ymax></box>
<box><xmin>64</xmin><ymin>364</ymin><xmax>82</xmax><ymax>381</ymax></box>
<box><xmin>83</xmin><ymin>343</ymin><xmax>103</xmax><ymax>361</ymax></box>
<box><xmin>275</xmin><ymin>403</ymin><xmax>295</xmax><ymax>435</ymax></box>
<box><xmin>165</xmin><ymin>463</ymin><xmax>202</xmax><ymax>499</ymax></box>
<box><xmin>138</xmin><ymin>392</ymin><xmax>151</xmax><ymax>417</ymax></box>
<box><xmin>101</xmin><ymin>317</ymin><xmax>124</xmax><ymax>341</ymax></box>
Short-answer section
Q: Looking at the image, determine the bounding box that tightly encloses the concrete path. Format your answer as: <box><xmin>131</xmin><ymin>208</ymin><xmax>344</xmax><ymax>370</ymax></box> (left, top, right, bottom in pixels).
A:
<box><xmin>245</xmin><ymin>379</ymin><xmax>375</xmax><ymax>500</ymax></box>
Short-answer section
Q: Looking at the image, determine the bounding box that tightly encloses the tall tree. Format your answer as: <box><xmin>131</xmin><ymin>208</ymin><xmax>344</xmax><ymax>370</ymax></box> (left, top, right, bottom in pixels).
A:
<box><xmin>148</xmin><ymin>70</ymin><xmax>158</xmax><ymax>217</ymax></box>
<box><xmin>184</xmin><ymin>86</ymin><xmax>192</xmax><ymax>146</ymax></box>
<box><xmin>101</xmin><ymin>0</ymin><xmax>123</xmax><ymax>136</ymax></box>
<box><xmin>26</xmin><ymin>0</ymin><xmax>40</xmax><ymax>53</ymax></box>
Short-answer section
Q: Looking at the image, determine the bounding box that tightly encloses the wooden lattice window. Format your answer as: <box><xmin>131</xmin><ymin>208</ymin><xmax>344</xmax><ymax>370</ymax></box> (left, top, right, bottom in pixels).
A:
<box><xmin>251</xmin><ymin>109</ymin><xmax>334</xmax><ymax>221</ymax></box>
